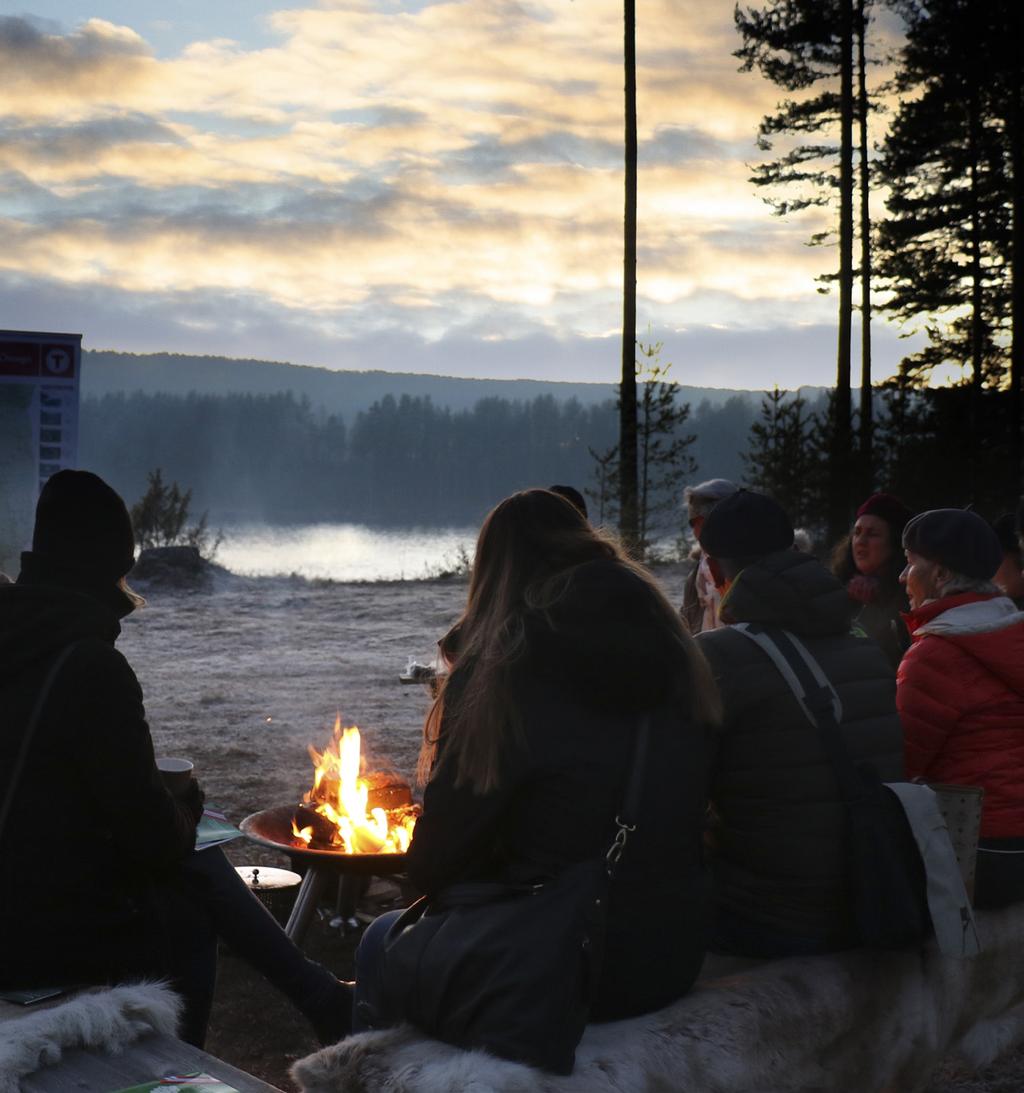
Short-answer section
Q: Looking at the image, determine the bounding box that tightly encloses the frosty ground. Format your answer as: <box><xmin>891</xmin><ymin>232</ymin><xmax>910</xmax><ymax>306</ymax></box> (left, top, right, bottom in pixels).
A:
<box><xmin>121</xmin><ymin>571</ymin><xmax>1023</xmax><ymax>1092</ymax></box>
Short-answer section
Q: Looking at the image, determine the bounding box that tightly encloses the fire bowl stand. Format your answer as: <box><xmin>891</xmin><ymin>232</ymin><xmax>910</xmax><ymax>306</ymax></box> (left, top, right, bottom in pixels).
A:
<box><xmin>284</xmin><ymin>865</ymin><xmax>331</xmax><ymax>944</ymax></box>
<box><xmin>240</xmin><ymin>806</ymin><xmax>410</xmax><ymax>946</ymax></box>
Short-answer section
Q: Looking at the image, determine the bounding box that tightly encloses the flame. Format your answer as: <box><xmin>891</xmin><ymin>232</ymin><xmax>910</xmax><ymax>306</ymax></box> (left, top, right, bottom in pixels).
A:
<box><xmin>295</xmin><ymin>717</ymin><xmax>417</xmax><ymax>854</ymax></box>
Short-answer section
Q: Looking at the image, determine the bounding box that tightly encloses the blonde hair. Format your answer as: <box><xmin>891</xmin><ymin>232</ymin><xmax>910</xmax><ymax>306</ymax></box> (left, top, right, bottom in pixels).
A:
<box><xmin>420</xmin><ymin>489</ymin><xmax>720</xmax><ymax>794</ymax></box>
<box><xmin>118</xmin><ymin>576</ymin><xmax>146</xmax><ymax>611</ymax></box>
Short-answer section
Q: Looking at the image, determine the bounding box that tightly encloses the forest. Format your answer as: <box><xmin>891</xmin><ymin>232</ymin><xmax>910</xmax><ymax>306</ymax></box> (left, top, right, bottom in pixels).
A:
<box><xmin>79</xmin><ymin>387</ymin><xmax>757</xmax><ymax>532</ymax></box>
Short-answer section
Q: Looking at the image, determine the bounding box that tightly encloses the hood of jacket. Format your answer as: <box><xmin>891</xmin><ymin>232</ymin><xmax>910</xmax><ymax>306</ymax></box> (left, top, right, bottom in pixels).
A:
<box><xmin>718</xmin><ymin>549</ymin><xmax>853</xmax><ymax>636</ymax></box>
<box><xmin>904</xmin><ymin>592</ymin><xmax>1024</xmax><ymax>697</ymax></box>
<box><xmin>0</xmin><ymin>581</ymin><xmax>121</xmax><ymax>683</ymax></box>
<box><xmin>523</xmin><ymin>557</ymin><xmax>687</xmax><ymax>712</ymax></box>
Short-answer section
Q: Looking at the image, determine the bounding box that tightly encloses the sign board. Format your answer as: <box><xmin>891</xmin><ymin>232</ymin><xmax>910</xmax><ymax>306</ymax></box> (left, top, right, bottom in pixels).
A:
<box><xmin>0</xmin><ymin>329</ymin><xmax>82</xmax><ymax>573</ymax></box>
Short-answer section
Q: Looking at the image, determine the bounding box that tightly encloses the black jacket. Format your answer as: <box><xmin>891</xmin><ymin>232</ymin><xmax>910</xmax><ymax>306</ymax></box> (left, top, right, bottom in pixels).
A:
<box><xmin>697</xmin><ymin>550</ymin><xmax>903</xmax><ymax>948</ymax></box>
<box><xmin>406</xmin><ymin>559</ymin><xmax>711</xmax><ymax>1020</ymax></box>
<box><xmin>0</xmin><ymin>567</ymin><xmax>197</xmax><ymax>983</ymax></box>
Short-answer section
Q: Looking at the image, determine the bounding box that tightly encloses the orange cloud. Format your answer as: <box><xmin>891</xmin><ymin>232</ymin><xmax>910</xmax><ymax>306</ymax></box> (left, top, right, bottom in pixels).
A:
<box><xmin>0</xmin><ymin>1</ymin><xmax>861</xmax><ymax>345</ymax></box>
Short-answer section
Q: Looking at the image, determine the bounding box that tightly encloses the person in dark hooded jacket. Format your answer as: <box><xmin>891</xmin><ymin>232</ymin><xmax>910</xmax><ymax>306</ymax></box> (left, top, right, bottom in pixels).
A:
<box><xmin>353</xmin><ymin>489</ymin><xmax>721</xmax><ymax>1046</ymax></box>
<box><xmin>695</xmin><ymin>490</ymin><xmax>904</xmax><ymax>957</ymax></box>
<box><xmin>0</xmin><ymin>470</ymin><xmax>349</xmax><ymax>1045</ymax></box>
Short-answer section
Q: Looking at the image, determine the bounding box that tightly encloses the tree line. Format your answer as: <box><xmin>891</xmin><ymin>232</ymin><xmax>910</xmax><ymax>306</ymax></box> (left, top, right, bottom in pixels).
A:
<box><xmin>79</xmin><ymin>389</ymin><xmax>755</xmax><ymax>534</ymax></box>
<box><xmin>732</xmin><ymin>0</ymin><xmax>1023</xmax><ymax>540</ymax></box>
<box><xmin>744</xmin><ymin>381</ymin><xmax>1019</xmax><ymax>534</ymax></box>
<box><xmin>81</xmin><ymin>376</ymin><xmax>1011</xmax><ymax>558</ymax></box>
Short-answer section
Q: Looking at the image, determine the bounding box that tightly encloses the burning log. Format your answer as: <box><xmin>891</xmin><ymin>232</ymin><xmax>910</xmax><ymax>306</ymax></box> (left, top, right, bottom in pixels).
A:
<box><xmin>290</xmin><ymin>717</ymin><xmax>419</xmax><ymax>855</ymax></box>
<box><xmin>293</xmin><ymin>802</ymin><xmax>338</xmax><ymax>849</ymax></box>
<box><xmin>365</xmin><ymin>771</ymin><xmax>414</xmax><ymax>812</ymax></box>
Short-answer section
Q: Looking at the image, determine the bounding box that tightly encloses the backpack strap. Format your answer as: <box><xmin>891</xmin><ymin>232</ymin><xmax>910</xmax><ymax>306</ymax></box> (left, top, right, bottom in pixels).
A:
<box><xmin>731</xmin><ymin>623</ymin><xmax>980</xmax><ymax>957</ymax></box>
<box><xmin>730</xmin><ymin>623</ymin><xmax>865</xmax><ymax>803</ymax></box>
<box><xmin>731</xmin><ymin>623</ymin><xmax>843</xmax><ymax>725</ymax></box>
<box><xmin>0</xmin><ymin>642</ymin><xmax>84</xmax><ymax>845</ymax></box>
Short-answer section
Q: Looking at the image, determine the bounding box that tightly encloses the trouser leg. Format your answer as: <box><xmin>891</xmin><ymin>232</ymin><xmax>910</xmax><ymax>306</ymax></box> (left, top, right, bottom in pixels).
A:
<box><xmin>151</xmin><ymin>869</ymin><xmax>219</xmax><ymax>1048</ymax></box>
<box><xmin>180</xmin><ymin>848</ymin><xmax>351</xmax><ymax>1042</ymax></box>
<box><xmin>164</xmin><ymin>927</ymin><xmax>218</xmax><ymax>1048</ymax></box>
<box><xmin>974</xmin><ymin>839</ymin><xmax>1024</xmax><ymax>909</ymax></box>
<box><xmin>353</xmin><ymin>908</ymin><xmax>404</xmax><ymax>1032</ymax></box>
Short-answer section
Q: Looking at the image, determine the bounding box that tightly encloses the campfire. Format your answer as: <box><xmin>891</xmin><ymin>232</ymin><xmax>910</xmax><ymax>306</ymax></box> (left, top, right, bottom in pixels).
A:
<box><xmin>289</xmin><ymin>717</ymin><xmax>419</xmax><ymax>854</ymax></box>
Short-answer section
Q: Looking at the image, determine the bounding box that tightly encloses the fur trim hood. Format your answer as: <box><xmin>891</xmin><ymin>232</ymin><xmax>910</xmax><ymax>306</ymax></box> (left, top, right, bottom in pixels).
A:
<box><xmin>905</xmin><ymin>592</ymin><xmax>1024</xmax><ymax>699</ymax></box>
<box><xmin>906</xmin><ymin>593</ymin><xmax>1024</xmax><ymax>638</ymax></box>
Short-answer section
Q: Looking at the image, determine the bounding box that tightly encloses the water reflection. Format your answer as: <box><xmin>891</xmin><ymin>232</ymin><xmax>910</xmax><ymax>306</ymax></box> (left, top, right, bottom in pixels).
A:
<box><xmin>217</xmin><ymin>523</ymin><xmax>476</xmax><ymax>582</ymax></box>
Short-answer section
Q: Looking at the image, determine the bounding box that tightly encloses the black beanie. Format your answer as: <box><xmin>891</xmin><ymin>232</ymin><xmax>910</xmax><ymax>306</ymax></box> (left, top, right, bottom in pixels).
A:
<box><xmin>992</xmin><ymin>513</ymin><xmax>1020</xmax><ymax>557</ymax></box>
<box><xmin>902</xmin><ymin>509</ymin><xmax>1003</xmax><ymax>581</ymax></box>
<box><xmin>697</xmin><ymin>488</ymin><xmax>794</xmax><ymax>558</ymax></box>
<box><xmin>31</xmin><ymin>470</ymin><xmax>136</xmax><ymax>579</ymax></box>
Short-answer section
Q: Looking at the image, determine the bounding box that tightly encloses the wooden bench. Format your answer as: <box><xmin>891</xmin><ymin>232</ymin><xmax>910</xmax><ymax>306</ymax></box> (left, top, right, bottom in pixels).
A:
<box><xmin>15</xmin><ymin>1031</ymin><xmax>283</xmax><ymax>1092</ymax></box>
<box><xmin>0</xmin><ymin>983</ymin><xmax>282</xmax><ymax>1093</ymax></box>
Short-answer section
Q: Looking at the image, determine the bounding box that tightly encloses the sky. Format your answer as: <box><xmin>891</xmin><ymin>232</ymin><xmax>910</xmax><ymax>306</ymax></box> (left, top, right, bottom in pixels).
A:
<box><xmin>0</xmin><ymin>1</ymin><xmax>922</xmax><ymax>389</ymax></box>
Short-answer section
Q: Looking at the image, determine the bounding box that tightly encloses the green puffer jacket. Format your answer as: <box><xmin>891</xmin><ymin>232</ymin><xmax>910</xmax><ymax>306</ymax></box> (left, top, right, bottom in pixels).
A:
<box><xmin>697</xmin><ymin>549</ymin><xmax>903</xmax><ymax>948</ymax></box>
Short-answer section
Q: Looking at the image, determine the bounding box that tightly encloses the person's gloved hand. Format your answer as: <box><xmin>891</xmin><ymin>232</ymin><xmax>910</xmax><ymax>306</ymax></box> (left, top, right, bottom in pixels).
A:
<box><xmin>181</xmin><ymin>777</ymin><xmax>206</xmax><ymax>825</ymax></box>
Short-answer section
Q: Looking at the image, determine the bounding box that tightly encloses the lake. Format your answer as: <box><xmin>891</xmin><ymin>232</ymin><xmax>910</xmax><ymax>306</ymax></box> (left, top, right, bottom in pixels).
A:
<box><xmin>215</xmin><ymin>523</ymin><xmax>477</xmax><ymax>582</ymax></box>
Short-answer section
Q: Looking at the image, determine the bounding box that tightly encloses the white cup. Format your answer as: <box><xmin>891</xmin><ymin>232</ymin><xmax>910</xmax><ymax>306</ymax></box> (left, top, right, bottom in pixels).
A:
<box><xmin>156</xmin><ymin>757</ymin><xmax>194</xmax><ymax>796</ymax></box>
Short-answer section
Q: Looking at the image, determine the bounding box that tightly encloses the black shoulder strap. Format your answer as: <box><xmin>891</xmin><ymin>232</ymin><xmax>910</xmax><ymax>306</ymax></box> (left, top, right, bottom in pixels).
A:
<box><xmin>730</xmin><ymin>623</ymin><xmax>866</xmax><ymax>803</ymax></box>
<box><xmin>0</xmin><ymin>642</ymin><xmax>83</xmax><ymax>844</ymax></box>
<box><xmin>620</xmin><ymin>713</ymin><xmax>650</xmax><ymax>826</ymax></box>
<box><xmin>605</xmin><ymin>714</ymin><xmax>650</xmax><ymax>876</ymax></box>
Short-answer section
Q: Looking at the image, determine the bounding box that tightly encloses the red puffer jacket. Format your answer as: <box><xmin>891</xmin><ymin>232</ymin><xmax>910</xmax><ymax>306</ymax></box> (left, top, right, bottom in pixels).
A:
<box><xmin>898</xmin><ymin>592</ymin><xmax>1024</xmax><ymax>837</ymax></box>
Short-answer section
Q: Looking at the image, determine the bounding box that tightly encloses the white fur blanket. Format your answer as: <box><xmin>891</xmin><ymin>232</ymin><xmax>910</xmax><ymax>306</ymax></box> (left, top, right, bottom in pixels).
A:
<box><xmin>293</xmin><ymin>906</ymin><xmax>1024</xmax><ymax>1093</ymax></box>
<box><xmin>0</xmin><ymin>981</ymin><xmax>181</xmax><ymax>1093</ymax></box>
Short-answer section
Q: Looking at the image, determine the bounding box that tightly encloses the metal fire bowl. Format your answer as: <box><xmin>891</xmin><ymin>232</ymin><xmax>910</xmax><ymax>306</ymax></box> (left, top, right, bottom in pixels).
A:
<box><xmin>240</xmin><ymin>805</ymin><xmax>409</xmax><ymax>875</ymax></box>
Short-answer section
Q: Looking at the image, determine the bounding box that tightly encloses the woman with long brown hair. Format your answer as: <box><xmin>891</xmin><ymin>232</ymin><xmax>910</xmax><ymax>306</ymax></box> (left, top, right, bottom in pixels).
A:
<box><xmin>354</xmin><ymin>488</ymin><xmax>720</xmax><ymax>1063</ymax></box>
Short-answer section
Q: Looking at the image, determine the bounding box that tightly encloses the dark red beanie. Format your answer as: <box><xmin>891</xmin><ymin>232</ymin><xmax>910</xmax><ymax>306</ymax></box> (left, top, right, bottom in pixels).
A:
<box><xmin>32</xmin><ymin>470</ymin><xmax>135</xmax><ymax>579</ymax></box>
<box><xmin>856</xmin><ymin>492</ymin><xmax>912</xmax><ymax>533</ymax></box>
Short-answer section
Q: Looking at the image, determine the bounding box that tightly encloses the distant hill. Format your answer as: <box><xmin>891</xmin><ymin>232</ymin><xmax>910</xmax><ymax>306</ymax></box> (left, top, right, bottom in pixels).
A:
<box><xmin>77</xmin><ymin>350</ymin><xmax>832</xmax><ymax>527</ymax></box>
<box><xmin>81</xmin><ymin>350</ymin><xmax>766</xmax><ymax>421</ymax></box>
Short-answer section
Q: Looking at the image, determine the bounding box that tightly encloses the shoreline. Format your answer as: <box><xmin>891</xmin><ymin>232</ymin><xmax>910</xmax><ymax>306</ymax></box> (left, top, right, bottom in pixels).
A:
<box><xmin>130</xmin><ymin>553</ymin><xmax>690</xmax><ymax>593</ymax></box>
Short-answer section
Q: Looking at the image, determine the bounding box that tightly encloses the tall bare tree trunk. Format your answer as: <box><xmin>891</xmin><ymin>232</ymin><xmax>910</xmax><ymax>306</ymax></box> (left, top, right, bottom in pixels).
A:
<box><xmin>829</xmin><ymin>0</ymin><xmax>855</xmax><ymax>542</ymax></box>
<box><xmin>856</xmin><ymin>0</ymin><xmax>873</xmax><ymax>496</ymax></box>
<box><xmin>967</xmin><ymin>73</ymin><xmax>983</xmax><ymax>502</ymax></box>
<box><xmin>619</xmin><ymin>0</ymin><xmax>639</xmax><ymax>549</ymax></box>
<box><xmin>1010</xmin><ymin>7</ymin><xmax>1023</xmax><ymax>500</ymax></box>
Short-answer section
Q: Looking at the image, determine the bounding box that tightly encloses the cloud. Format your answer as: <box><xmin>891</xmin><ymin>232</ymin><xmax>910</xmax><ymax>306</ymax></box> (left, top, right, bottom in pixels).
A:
<box><xmin>0</xmin><ymin>115</ymin><xmax>184</xmax><ymax>172</ymax></box>
<box><xmin>0</xmin><ymin>269</ymin><xmax>923</xmax><ymax>395</ymax></box>
<box><xmin>0</xmin><ymin>17</ymin><xmax>154</xmax><ymax>116</ymax></box>
<box><xmin>0</xmin><ymin>1</ymin><xmax>870</xmax><ymax>388</ymax></box>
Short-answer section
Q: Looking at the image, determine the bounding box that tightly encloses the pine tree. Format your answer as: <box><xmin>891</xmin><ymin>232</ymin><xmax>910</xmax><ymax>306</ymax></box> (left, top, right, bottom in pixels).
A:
<box><xmin>590</xmin><ymin>343</ymin><xmax>697</xmax><ymax>559</ymax></box>
<box><xmin>131</xmin><ymin>468</ymin><xmax>219</xmax><ymax>557</ymax></box>
<box><xmin>876</xmin><ymin>1</ymin><xmax>1011</xmax><ymax>386</ymax></box>
<box><xmin>875</xmin><ymin>0</ymin><xmax>1016</xmax><ymax>497</ymax></box>
<box><xmin>742</xmin><ymin>386</ymin><xmax>820</xmax><ymax>529</ymax></box>
<box><xmin>635</xmin><ymin>342</ymin><xmax>697</xmax><ymax>556</ymax></box>
<box><xmin>586</xmin><ymin>444</ymin><xmax>620</xmax><ymax>529</ymax></box>
<box><xmin>734</xmin><ymin>0</ymin><xmax>866</xmax><ymax>539</ymax></box>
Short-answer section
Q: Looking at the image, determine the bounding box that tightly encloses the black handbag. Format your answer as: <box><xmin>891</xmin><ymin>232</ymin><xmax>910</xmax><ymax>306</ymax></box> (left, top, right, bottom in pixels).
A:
<box><xmin>732</xmin><ymin>624</ymin><xmax>929</xmax><ymax>949</ymax></box>
<box><xmin>373</xmin><ymin>717</ymin><xmax>651</xmax><ymax>1075</ymax></box>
